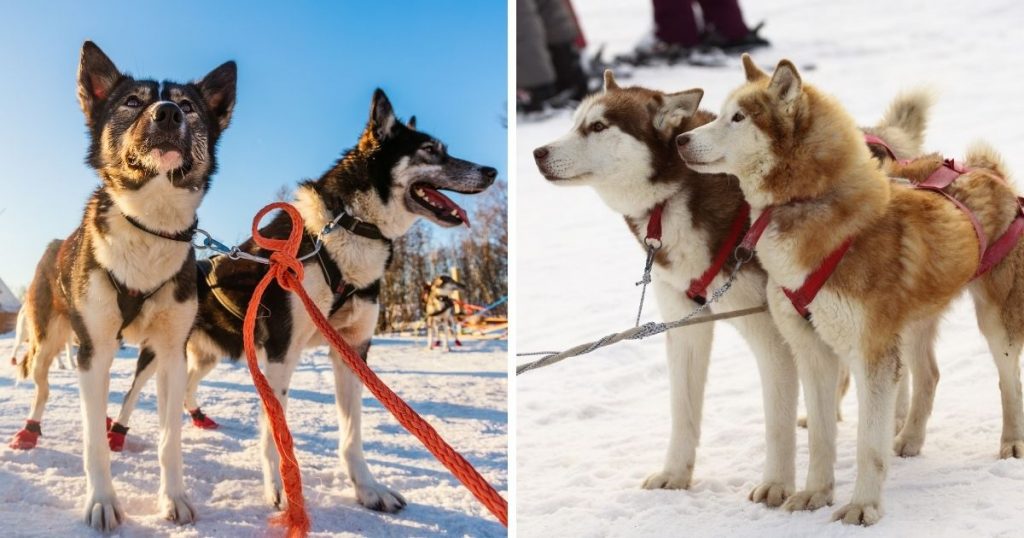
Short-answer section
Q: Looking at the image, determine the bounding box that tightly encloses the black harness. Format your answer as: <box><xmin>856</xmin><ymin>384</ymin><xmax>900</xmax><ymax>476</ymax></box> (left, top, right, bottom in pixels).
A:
<box><xmin>201</xmin><ymin>210</ymin><xmax>392</xmax><ymax>321</ymax></box>
<box><xmin>58</xmin><ymin>215</ymin><xmax>195</xmax><ymax>340</ymax></box>
<box><xmin>428</xmin><ymin>296</ymin><xmax>456</xmax><ymax>317</ymax></box>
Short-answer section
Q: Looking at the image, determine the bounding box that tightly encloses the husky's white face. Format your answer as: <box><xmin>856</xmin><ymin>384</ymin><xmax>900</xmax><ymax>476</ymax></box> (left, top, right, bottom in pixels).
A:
<box><xmin>676</xmin><ymin>93</ymin><xmax>777</xmax><ymax>206</ymax></box>
<box><xmin>534</xmin><ymin>99</ymin><xmax>653</xmax><ymax>188</ymax></box>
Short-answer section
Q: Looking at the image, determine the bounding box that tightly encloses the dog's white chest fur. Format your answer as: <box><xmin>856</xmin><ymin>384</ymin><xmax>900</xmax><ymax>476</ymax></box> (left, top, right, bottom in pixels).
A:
<box><xmin>293</xmin><ymin>186</ymin><xmax>392</xmax><ymax>289</ymax></box>
<box><xmin>94</xmin><ymin>175</ymin><xmax>201</xmax><ymax>291</ymax></box>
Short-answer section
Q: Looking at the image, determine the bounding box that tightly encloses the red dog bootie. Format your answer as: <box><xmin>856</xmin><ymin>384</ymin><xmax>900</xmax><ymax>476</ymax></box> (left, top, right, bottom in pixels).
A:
<box><xmin>189</xmin><ymin>408</ymin><xmax>219</xmax><ymax>430</ymax></box>
<box><xmin>454</xmin><ymin>339</ymin><xmax>463</xmax><ymax>347</ymax></box>
<box><xmin>107</xmin><ymin>422</ymin><xmax>129</xmax><ymax>452</ymax></box>
<box><xmin>9</xmin><ymin>420</ymin><xmax>41</xmax><ymax>450</ymax></box>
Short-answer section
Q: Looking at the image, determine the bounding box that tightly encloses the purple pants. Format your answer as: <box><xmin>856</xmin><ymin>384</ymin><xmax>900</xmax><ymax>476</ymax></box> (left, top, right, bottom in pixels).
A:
<box><xmin>654</xmin><ymin>0</ymin><xmax>749</xmax><ymax>46</ymax></box>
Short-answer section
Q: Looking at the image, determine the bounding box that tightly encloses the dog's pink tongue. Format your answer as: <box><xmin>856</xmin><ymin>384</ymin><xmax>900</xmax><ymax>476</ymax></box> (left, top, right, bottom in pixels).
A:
<box><xmin>149</xmin><ymin>148</ymin><xmax>182</xmax><ymax>170</ymax></box>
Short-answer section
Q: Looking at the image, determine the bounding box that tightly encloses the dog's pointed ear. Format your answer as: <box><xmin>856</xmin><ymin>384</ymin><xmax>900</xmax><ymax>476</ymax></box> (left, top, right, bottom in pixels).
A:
<box><xmin>407</xmin><ymin>115</ymin><xmax>417</xmax><ymax>130</ymax></box>
<box><xmin>77</xmin><ymin>41</ymin><xmax>123</xmax><ymax>126</ymax></box>
<box><xmin>603</xmin><ymin>69</ymin><xmax>619</xmax><ymax>92</ymax></box>
<box><xmin>654</xmin><ymin>89</ymin><xmax>703</xmax><ymax>135</ymax></box>
<box><xmin>741</xmin><ymin>53</ymin><xmax>768</xmax><ymax>82</ymax></box>
<box><xmin>769</xmin><ymin>59</ymin><xmax>802</xmax><ymax>105</ymax></box>
<box><xmin>369</xmin><ymin>88</ymin><xmax>401</xmax><ymax>141</ymax></box>
<box><xmin>196</xmin><ymin>61</ymin><xmax>237</xmax><ymax>131</ymax></box>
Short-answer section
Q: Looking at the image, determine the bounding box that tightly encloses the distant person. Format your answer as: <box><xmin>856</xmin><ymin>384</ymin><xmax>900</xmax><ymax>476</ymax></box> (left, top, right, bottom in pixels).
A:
<box><xmin>517</xmin><ymin>0</ymin><xmax>589</xmax><ymax>112</ymax></box>
<box><xmin>635</xmin><ymin>0</ymin><xmax>769</xmax><ymax>63</ymax></box>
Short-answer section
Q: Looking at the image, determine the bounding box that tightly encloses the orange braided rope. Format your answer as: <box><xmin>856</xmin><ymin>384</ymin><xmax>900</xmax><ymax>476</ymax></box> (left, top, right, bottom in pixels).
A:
<box><xmin>243</xmin><ymin>203</ymin><xmax>508</xmax><ymax>536</ymax></box>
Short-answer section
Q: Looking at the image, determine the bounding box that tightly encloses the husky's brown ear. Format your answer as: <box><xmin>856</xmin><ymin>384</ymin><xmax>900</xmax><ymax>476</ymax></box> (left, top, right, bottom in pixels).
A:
<box><xmin>654</xmin><ymin>89</ymin><xmax>703</xmax><ymax>135</ymax></box>
<box><xmin>603</xmin><ymin>70</ymin><xmax>619</xmax><ymax>92</ymax></box>
<box><xmin>369</xmin><ymin>88</ymin><xmax>401</xmax><ymax>140</ymax></box>
<box><xmin>769</xmin><ymin>60</ymin><xmax>802</xmax><ymax>106</ymax></box>
<box><xmin>196</xmin><ymin>60</ymin><xmax>237</xmax><ymax>131</ymax></box>
<box><xmin>741</xmin><ymin>54</ymin><xmax>767</xmax><ymax>82</ymax></box>
<box><xmin>407</xmin><ymin>115</ymin><xmax>417</xmax><ymax>130</ymax></box>
<box><xmin>77</xmin><ymin>41</ymin><xmax>123</xmax><ymax>126</ymax></box>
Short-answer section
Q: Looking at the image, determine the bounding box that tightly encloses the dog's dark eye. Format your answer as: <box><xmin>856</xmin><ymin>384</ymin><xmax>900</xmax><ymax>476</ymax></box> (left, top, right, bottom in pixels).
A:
<box><xmin>179</xmin><ymin>100</ymin><xmax>194</xmax><ymax>114</ymax></box>
<box><xmin>731</xmin><ymin>112</ymin><xmax>746</xmax><ymax>123</ymax></box>
<box><xmin>422</xmin><ymin>145</ymin><xmax>437</xmax><ymax>156</ymax></box>
<box><xmin>125</xmin><ymin>96</ymin><xmax>142</xmax><ymax>108</ymax></box>
<box><xmin>591</xmin><ymin>122</ymin><xmax>607</xmax><ymax>133</ymax></box>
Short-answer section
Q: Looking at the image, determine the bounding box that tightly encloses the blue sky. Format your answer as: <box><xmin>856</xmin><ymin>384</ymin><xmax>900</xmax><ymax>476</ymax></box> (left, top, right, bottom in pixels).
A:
<box><xmin>0</xmin><ymin>2</ymin><xmax>507</xmax><ymax>291</ymax></box>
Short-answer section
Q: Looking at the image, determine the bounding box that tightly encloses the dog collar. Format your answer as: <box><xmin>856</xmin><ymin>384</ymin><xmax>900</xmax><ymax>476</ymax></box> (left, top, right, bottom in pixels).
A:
<box><xmin>122</xmin><ymin>212</ymin><xmax>198</xmax><ymax>243</ymax></box>
<box><xmin>324</xmin><ymin>210</ymin><xmax>392</xmax><ymax>244</ymax></box>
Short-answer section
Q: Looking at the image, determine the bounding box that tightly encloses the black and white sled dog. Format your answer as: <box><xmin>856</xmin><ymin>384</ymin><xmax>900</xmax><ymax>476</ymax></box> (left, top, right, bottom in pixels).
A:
<box><xmin>532</xmin><ymin>71</ymin><xmax>929</xmax><ymax>506</ymax></box>
<box><xmin>110</xmin><ymin>90</ymin><xmax>495</xmax><ymax>512</ymax></box>
<box><xmin>424</xmin><ymin>275</ymin><xmax>466</xmax><ymax>351</ymax></box>
<box><xmin>7</xmin><ymin>42</ymin><xmax>236</xmax><ymax>530</ymax></box>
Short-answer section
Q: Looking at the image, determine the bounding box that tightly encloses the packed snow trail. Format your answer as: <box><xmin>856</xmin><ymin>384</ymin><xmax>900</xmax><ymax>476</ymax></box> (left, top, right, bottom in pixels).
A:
<box><xmin>0</xmin><ymin>336</ymin><xmax>506</xmax><ymax>537</ymax></box>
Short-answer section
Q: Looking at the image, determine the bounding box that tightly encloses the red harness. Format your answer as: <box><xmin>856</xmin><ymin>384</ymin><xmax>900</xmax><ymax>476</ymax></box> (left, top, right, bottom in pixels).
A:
<box><xmin>738</xmin><ymin>138</ymin><xmax>1024</xmax><ymax>320</ymax></box>
<box><xmin>645</xmin><ymin>201</ymin><xmax>751</xmax><ymax>305</ymax></box>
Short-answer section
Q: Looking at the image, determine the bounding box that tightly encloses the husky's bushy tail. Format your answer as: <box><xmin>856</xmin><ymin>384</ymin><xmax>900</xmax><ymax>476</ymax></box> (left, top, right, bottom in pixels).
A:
<box><xmin>867</xmin><ymin>89</ymin><xmax>935</xmax><ymax>158</ymax></box>
<box><xmin>966</xmin><ymin>141</ymin><xmax>1012</xmax><ymax>181</ymax></box>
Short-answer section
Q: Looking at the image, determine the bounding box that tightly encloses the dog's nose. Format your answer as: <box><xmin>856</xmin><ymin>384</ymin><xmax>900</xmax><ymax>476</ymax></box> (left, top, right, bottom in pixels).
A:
<box><xmin>153</xmin><ymin>102</ymin><xmax>183</xmax><ymax>131</ymax></box>
<box><xmin>481</xmin><ymin>166</ymin><xmax>498</xmax><ymax>180</ymax></box>
<box><xmin>533</xmin><ymin>147</ymin><xmax>549</xmax><ymax>160</ymax></box>
<box><xmin>676</xmin><ymin>134</ymin><xmax>691</xmax><ymax>147</ymax></box>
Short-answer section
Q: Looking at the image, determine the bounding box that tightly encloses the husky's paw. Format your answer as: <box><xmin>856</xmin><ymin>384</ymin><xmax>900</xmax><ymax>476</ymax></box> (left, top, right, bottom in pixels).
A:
<box><xmin>832</xmin><ymin>501</ymin><xmax>883</xmax><ymax>526</ymax></box>
<box><xmin>894</xmin><ymin>433</ymin><xmax>923</xmax><ymax>457</ymax></box>
<box><xmin>160</xmin><ymin>492</ymin><xmax>197</xmax><ymax>525</ymax></box>
<box><xmin>641</xmin><ymin>469</ymin><xmax>692</xmax><ymax>490</ymax></box>
<box><xmin>1000</xmin><ymin>439</ymin><xmax>1024</xmax><ymax>459</ymax></box>
<box><xmin>782</xmin><ymin>488</ymin><xmax>832</xmax><ymax>512</ymax></box>
<box><xmin>355</xmin><ymin>481</ymin><xmax>407</xmax><ymax>513</ymax></box>
<box><xmin>749</xmin><ymin>481</ymin><xmax>791</xmax><ymax>507</ymax></box>
<box><xmin>83</xmin><ymin>492</ymin><xmax>124</xmax><ymax>532</ymax></box>
<box><xmin>265</xmin><ymin>484</ymin><xmax>288</xmax><ymax>510</ymax></box>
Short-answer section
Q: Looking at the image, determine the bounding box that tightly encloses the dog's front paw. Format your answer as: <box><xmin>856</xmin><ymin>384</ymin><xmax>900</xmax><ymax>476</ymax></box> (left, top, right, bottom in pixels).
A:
<box><xmin>894</xmin><ymin>433</ymin><xmax>923</xmax><ymax>457</ymax></box>
<box><xmin>832</xmin><ymin>501</ymin><xmax>883</xmax><ymax>526</ymax></box>
<box><xmin>83</xmin><ymin>492</ymin><xmax>124</xmax><ymax>531</ymax></box>
<box><xmin>355</xmin><ymin>481</ymin><xmax>407</xmax><ymax>513</ymax></box>
<box><xmin>749</xmin><ymin>481</ymin><xmax>791</xmax><ymax>507</ymax></box>
<box><xmin>1000</xmin><ymin>439</ymin><xmax>1024</xmax><ymax>458</ymax></box>
<box><xmin>781</xmin><ymin>488</ymin><xmax>832</xmax><ymax>512</ymax></box>
<box><xmin>641</xmin><ymin>469</ymin><xmax>692</xmax><ymax>490</ymax></box>
<box><xmin>159</xmin><ymin>492</ymin><xmax>197</xmax><ymax>525</ymax></box>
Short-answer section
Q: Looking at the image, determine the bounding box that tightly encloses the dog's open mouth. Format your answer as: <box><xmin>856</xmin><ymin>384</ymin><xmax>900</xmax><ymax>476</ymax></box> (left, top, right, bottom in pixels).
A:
<box><xmin>411</xmin><ymin>182</ymin><xmax>470</xmax><ymax>227</ymax></box>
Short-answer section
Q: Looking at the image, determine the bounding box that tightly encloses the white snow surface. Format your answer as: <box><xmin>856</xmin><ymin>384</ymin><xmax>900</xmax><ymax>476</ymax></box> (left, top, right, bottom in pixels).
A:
<box><xmin>516</xmin><ymin>0</ymin><xmax>1024</xmax><ymax>537</ymax></box>
<box><xmin>0</xmin><ymin>336</ymin><xmax>507</xmax><ymax>537</ymax></box>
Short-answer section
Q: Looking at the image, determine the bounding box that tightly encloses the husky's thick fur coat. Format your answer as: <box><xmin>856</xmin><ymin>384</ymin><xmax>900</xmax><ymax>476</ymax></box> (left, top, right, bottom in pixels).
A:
<box><xmin>533</xmin><ymin>70</ymin><xmax>929</xmax><ymax>507</ymax></box>
<box><xmin>10</xmin><ymin>42</ymin><xmax>236</xmax><ymax>530</ymax></box>
<box><xmin>679</xmin><ymin>54</ymin><xmax>1024</xmax><ymax>525</ymax></box>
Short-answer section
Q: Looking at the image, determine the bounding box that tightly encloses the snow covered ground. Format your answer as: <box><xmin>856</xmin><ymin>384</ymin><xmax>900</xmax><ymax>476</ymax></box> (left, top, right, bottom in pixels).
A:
<box><xmin>516</xmin><ymin>0</ymin><xmax>1024</xmax><ymax>536</ymax></box>
<box><xmin>0</xmin><ymin>336</ymin><xmax>507</xmax><ymax>537</ymax></box>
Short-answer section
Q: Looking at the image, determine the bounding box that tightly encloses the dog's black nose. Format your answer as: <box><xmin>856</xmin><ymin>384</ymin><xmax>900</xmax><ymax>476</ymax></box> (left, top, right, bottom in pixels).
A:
<box><xmin>153</xmin><ymin>102</ymin><xmax>183</xmax><ymax>131</ymax></box>
<box><xmin>481</xmin><ymin>166</ymin><xmax>498</xmax><ymax>179</ymax></box>
<box><xmin>676</xmin><ymin>134</ymin><xmax>691</xmax><ymax>147</ymax></box>
<box><xmin>533</xmin><ymin>147</ymin><xmax>549</xmax><ymax>160</ymax></box>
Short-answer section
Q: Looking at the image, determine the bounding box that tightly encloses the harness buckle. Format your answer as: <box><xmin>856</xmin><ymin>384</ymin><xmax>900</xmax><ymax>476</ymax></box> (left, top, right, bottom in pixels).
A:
<box><xmin>643</xmin><ymin>237</ymin><xmax>662</xmax><ymax>250</ymax></box>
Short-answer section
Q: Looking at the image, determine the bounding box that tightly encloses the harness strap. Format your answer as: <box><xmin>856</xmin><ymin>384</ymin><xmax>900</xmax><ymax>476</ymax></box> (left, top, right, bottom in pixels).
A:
<box><xmin>979</xmin><ymin>197</ymin><xmax>1024</xmax><ymax>276</ymax></box>
<box><xmin>106</xmin><ymin>271</ymin><xmax>163</xmax><ymax>338</ymax></box>
<box><xmin>686</xmin><ymin>202</ymin><xmax>750</xmax><ymax>305</ymax></box>
<box><xmin>328</xmin><ymin>210</ymin><xmax>392</xmax><ymax>244</ymax></box>
<box><xmin>123</xmin><ymin>213</ymin><xmax>198</xmax><ymax>243</ymax></box>
<box><xmin>645</xmin><ymin>203</ymin><xmax>664</xmax><ymax>247</ymax></box>
<box><xmin>311</xmin><ymin>233</ymin><xmax>358</xmax><ymax>315</ymax></box>
<box><xmin>863</xmin><ymin>134</ymin><xmax>899</xmax><ymax>161</ymax></box>
<box><xmin>199</xmin><ymin>257</ymin><xmax>248</xmax><ymax>321</ymax></box>
<box><xmin>782</xmin><ymin>237</ymin><xmax>854</xmax><ymax>320</ymax></box>
<box><xmin>914</xmin><ymin>160</ymin><xmax>987</xmax><ymax>267</ymax></box>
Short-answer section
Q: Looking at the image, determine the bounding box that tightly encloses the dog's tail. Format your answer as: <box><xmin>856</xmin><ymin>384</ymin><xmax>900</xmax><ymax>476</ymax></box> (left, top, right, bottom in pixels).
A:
<box><xmin>966</xmin><ymin>141</ymin><xmax>1013</xmax><ymax>180</ymax></box>
<box><xmin>872</xmin><ymin>89</ymin><xmax>935</xmax><ymax>157</ymax></box>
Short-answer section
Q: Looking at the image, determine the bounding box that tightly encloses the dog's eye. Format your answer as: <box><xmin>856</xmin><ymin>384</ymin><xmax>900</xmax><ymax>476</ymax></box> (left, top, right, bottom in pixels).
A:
<box><xmin>731</xmin><ymin>112</ymin><xmax>746</xmax><ymax>123</ymax></box>
<box><xmin>124</xmin><ymin>96</ymin><xmax>142</xmax><ymax>108</ymax></box>
<box><xmin>591</xmin><ymin>122</ymin><xmax>607</xmax><ymax>133</ymax></box>
<box><xmin>179</xmin><ymin>100</ymin><xmax>194</xmax><ymax>114</ymax></box>
<box><xmin>422</xmin><ymin>145</ymin><xmax>437</xmax><ymax>156</ymax></box>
